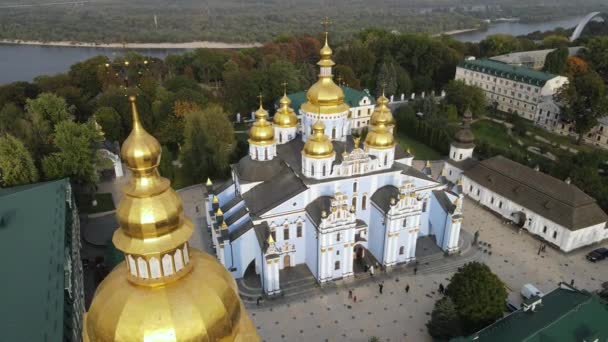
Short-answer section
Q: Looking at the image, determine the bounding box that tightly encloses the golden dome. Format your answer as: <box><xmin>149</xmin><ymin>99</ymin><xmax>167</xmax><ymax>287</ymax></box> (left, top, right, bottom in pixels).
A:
<box><xmin>84</xmin><ymin>96</ymin><xmax>258</xmax><ymax>342</ymax></box>
<box><xmin>248</xmin><ymin>99</ymin><xmax>275</xmax><ymax>146</ymax></box>
<box><xmin>365</xmin><ymin>121</ymin><xmax>395</xmax><ymax>149</ymax></box>
<box><xmin>273</xmin><ymin>92</ymin><xmax>298</xmax><ymax>128</ymax></box>
<box><xmin>302</xmin><ymin>121</ymin><xmax>335</xmax><ymax>159</ymax></box>
<box><xmin>121</xmin><ymin>96</ymin><xmax>161</xmax><ymax>171</ymax></box>
<box><xmin>300</xmin><ymin>32</ymin><xmax>349</xmax><ymax>115</ymax></box>
<box><xmin>83</xmin><ymin>251</ymin><xmax>258</xmax><ymax>342</ymax></box>
<box><xmin>370</xmin><ymin>93</ymin><xmax>395</xmax><ymax>129</ymax></box>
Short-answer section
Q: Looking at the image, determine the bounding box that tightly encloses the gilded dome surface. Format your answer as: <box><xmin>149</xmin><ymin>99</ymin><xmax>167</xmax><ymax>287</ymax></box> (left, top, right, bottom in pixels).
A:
<box><xmin>303</xmin><ymin>121</ymin><xmax>335</xmax><ymax>158</ymax></box>
<box><xmin>83</xmin><ymin>251</ymin><xmax>258</xmax><ymax>342</ymax></box>
<box><xmin>249</xmin><ymin>103</ymin><xmax>275</xmax><ymax>145</ymax></box>
<box><xmin>370</xmin><ymin>94</ymin><xmax>395</xmax><ymax>128</ymax></box>
<box><xmin>365</xmin><ymin>122</ymin><xmax>395</xmax><ymax>149</ymax></box>
<box><xmin>273</xmin><ymin>94</ymin><xmax>298</xmax><ymax>128</ymax></box>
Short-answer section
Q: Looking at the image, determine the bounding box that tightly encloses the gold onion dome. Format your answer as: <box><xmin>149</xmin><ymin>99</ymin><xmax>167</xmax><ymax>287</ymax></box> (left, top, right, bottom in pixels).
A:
<box><xmin>303</xmin><ymin>121</ymin><xmax>335</xmax><ymax>158</ymax></box>
<box><xmin>248</xmin><ymin>99</ymin><xmax>275</xmax><ymax>146</ymax></box>
<box><xmin>370</xmin><ymin>93</ymin><xmax>395</xmax><ymax>128</ymax></box>
<box><xmin>84</xmin><ymin>96</ymin><xmax>258</xmax><ymax>342</ymax></box>
<box><xmin>365</xmin><ymin>121</ymin><xmax>395</xmax><ymax>149</ymax></box>
<box><xmin>273</xmin><ymin>91</ymin><xmax>298</xmax><ymax>128</ymax></box>
<box><xmin>301</xmin><ymin>32</ymin><xmax>349</xmax><ymax>115</ymax></box>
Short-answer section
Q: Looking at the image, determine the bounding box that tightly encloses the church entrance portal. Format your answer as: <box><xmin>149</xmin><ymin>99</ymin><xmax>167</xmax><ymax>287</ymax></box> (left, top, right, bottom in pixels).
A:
<box><xmin>283</xmin><ymin>254</ymin><xmax>291</xmax><ymax>268</ymax></box>
<box><xmin>353</xmin><ymin>244</ymin><xmax>379</xmax><ymax>274</ymax></box>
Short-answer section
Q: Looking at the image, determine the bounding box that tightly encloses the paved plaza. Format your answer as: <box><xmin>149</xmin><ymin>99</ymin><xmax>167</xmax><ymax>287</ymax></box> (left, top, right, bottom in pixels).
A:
<box><xmin>248</xmin><ymin>197</ymin><xmax>608</xmax><ymax>342</ymax></box>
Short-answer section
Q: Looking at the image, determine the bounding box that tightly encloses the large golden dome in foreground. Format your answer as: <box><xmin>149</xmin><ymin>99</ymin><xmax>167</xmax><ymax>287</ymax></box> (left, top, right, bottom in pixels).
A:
<box><xmin>248</xmin><ymin>100</ymin><xmax>275</xmax><ymax>146</ymax></box>
<box><xmin>84</xmin><ymin>96</ymin><xmax>258</xmax><ymax>342</ymax></box>
<box><xmin>273</xmin><ymin>92</ymin><xmax>298</xmax><ymax>128</ymax></box>
<box><xmin>301</xmin><ymin>33</ymin><xmax>349</xmax><ymax>115</ymax></box>
<box><xmin>303</xmin><ymin>121</ymin><xmax>335</xmax><ymax>158</ymax></box>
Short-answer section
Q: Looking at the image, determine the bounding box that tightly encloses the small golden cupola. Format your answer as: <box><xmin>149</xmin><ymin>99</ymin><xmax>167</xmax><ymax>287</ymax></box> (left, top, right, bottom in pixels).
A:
<box><xmin>370</xmin><ymin>91</ymin><xmax>395</xmax><ymax>131</ymax></box>
<box><xmin>273</xmin><ymin>88</ymin><xmax>298</xmax><ymax>128</ymax></box>
<box><xmin>248</xmin><ymin>96</ymin><xmax>275</xmax><ymax>146</ymax></box>
<box><xmin>301</xmin><ymin>31</ymin><xmax>349</xmax><ymax>115</ymax></box>
<box><xmin>248</xmin><ymin>95</ymin><xmax>277</xmax><ymax>161</ymax></box>
<box><xmin>303</xmin><ymin>120</ymin><xmax>335</xmax><ymax>158</ymax></box>
<box><xmin>83</xmin><ymin>96</ymin><xmax>259</xmax><ymax>342</ymax></box>
<box><xmin>365</xmin><ymin>120</ymin><xmax>395</xmax><ymax>150</ymax></box>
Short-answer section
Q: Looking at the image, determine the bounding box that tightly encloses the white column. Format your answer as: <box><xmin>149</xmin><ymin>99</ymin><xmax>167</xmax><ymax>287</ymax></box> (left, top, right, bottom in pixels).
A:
<box><xmin>320</xmin><ymin>249</ymin><xmax>327</xmax><ymax>281</ymax></box>
<box><xmin>114</xmin><ymin>160</ymin><xmax>124</xmax><ymax>178</ymax></box>
<box><xmin>408</xmin><ymin>231</ymin><xmax>417</xmax><ymax>260</ymax></box>
<box><xmin>265</xmin><ymin>260</ymin><xmax>274</xmax><ymax>293</ymax></box>
<box><xmin>273</xmin><ymin>261</ymin><xmax>280</xmax><ymax>293</ymax></box>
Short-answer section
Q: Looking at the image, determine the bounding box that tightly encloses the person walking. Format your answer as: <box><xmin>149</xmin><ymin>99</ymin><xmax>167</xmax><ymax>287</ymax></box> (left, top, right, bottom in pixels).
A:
<box><xmin>439</xmin><ymin>283</ymin><xmax>444</xmax><ymax>294</ymax></box>
<box><xmin>353</xmin><ymin>295</ymin><xmax>357</xmax><ymax>303</ymax></box>
<box><xmin>348</xmin><ymin>289</ymin><xmax>353</xmax><ymax>299</ymax></box>
<box><xmin>370</xmin><ymin>265</ymin><xmax>374</xmax><ymax>277</ymax></box>
<box><xmin>405</xmin><ymin>284</ymin><xmax>410</xmax><ymax>293</ymax></box>
<box><xmin>413</xmin><ymin>267</ymin><xmax>417</xmax><ymax>275</ymax></box>
<box><xmin>256</xmin><ymin>296</ymin><xmax>261</xmax><ymax>306</ymax></box>
<box><xmin>379</xmin><ymin>282</ymin><xmax>384</xmax><ymax>294</ymax></box>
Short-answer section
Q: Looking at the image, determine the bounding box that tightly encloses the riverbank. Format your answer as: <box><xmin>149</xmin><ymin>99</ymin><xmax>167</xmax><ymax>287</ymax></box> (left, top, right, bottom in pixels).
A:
<box><xmin>0</xmin><ymin>39</ymin><xmax>261</xmax><ymax>49</ymax></box>
<box><xmin>436</xmin><ymin>28</ymin><xmax>479</xmax><ymax>36</ymax></box>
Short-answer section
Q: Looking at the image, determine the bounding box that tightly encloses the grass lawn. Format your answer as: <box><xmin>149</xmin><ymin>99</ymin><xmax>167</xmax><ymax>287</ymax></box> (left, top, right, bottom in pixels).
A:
<box><xmin>472</xmin><ymin>120</ymin><xmax>516</xmax><ymax>150</ymax></box>
<box><xmin>77</xmin><ymin>193</ymin><xmax>115</xmax><ymax>214</ymax></box>
<box><xmin>396</xmin><ymin>133</ymin><xmax>442</xmax><ymax>160</ymax></box>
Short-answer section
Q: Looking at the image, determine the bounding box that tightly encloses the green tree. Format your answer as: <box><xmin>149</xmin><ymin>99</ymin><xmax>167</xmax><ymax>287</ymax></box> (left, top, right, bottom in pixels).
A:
<box><xmin>543</xmin><ymin>47</ymin><xmax>569</xmax><ymax>75</ymax></box>
<box><xmin>159</xmin><ymin>145</ymin><xmax>175</xmax><ymax>182</ymax></box>
<box><xmin>556</xmin><ymin>71</ymin><xmax>608</xmax><ymax>144</ymax></box>
<box><xmin>334</xmin><ymin>64</ymin><xmax>361</xmax><ymax>89</ymax></box>
<box><xmin>446</xmin><ymin>262</ymin><xmax>507</xmax><ymax>334</ymax></box>
<box><xmin>0</xmin><ymin>102</ymin><xmax>23</xmax><ymax>134</ymax></box>
<box><xmin>581</xmin><ymin>37</ymin><xmax>608</xmax><ymax>82</ymax></box>
<box><xmin>376</xmin><ymin>60</ymin><xmax>398</xmax><ymax>96</ymax></box>
<box><xmin>542</xmin><ymin>35</ymin><xmax>570</xmax><ymax>49</ymax></box>
<box><xmin>93</xmin><ymin>107</ymin><xmax>124</xmax><ymax>142</ymax></box>
<box><xmin>25</xmin><ymin>92</ymin><xmax>72</xmax><ymax>126</ymax></box>
<box><xmin>42</xmin><ymin>120</ymin><xmax>103</xmax><ymax>187</ymax></box>
<box><xmin>181</xmin><ymin>111</ymin><xmax>212</xmax><ymax>182</ymax></box>
<box><xmin>0</xmin><ymin>134</ymin><xmax>39</xmax><ymax>187</ymax></box>
<box><xmin>445</xmin><ymin>80</ymin><xmax>486</xmax><ymax>117</ymax></box>
<box><xmin>479</xmin><ymin>34</ymin><xmax>520</xmax><ymax>57</ymax></box>
<box><xmin>426</xmin><ymin>297</ymin><xmax>462</xmax><ymax>340</ymax></box>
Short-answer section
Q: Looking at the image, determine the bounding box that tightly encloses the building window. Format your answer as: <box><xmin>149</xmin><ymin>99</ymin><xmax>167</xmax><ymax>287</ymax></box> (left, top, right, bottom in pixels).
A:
<box><xmin>384</xmin><ymin>154</ymin><xmax>388</xmax><ymax>166</ymax></box>
<box><xmin>399</xmin><ymin>246</ymin><xmax>405</xmax><ymax>255</ymax></box>
<box><xmin>553</xmin><ymin>231</ymin><xmax>557</xmax><ymax>239</ymax></box>
<box><xmin>476</xmin><ymin>189</ymin><xmax>480</xmax><ymax>196</ymax></box>
<box><xmin>336</xmin><ymin>233</ymin><xmax>341</xmax><ymax>242</ymax></box>
<box><xmin>283</xmin><ymin>227</ymin><xmax>289</xmax><ymax>240</ymax></box>
<box><xmin>297</xmin><ymin>223</ymin><xmax>302</xmax><ymax>238</ymax></box>
<box><xmin>332</xmin><ymin>127</ymin><xmax>336</xmax><ymax>139</ymax></box>
<box><xmin>311</xmin><ymin>165</ymin><xmax>315</xmax><ymax>176</ymax></box>
<box><xmin>352</xmin><ymin>197</ymin><xmax>357</xmax><ymax>208</ymax></box>
<box><xmin>322</xmin><ymin>164</ymin><xmax>326</xmax><ymax>176</ymax></box>
<box><xmin>469</xmin><ymin>185</ymin><xmax>473</xmax><ymax>192</ymax></box>
<box><xmin>449</xmin><ymin>170</ymin><xmax>452</xmax><ymax>176</ymax></box>
<box><xmin>543</xmin><ymin>226</ymin><xmax>547</xmax><ymax>233</ymax></box>
<box><xmin>335</xmin><ymin>261</ymin><xmax>340</xmax><ymax>270</ymax></box>
<box><xmin>353</xmin><ymin>181</ymin><xmax>357</xmax><ymax>193</ymax></box>
<box><xmin>459</xmin><ymin>153</ymin><xmax>463</xmax><ymax>160</ymax></box>
<box><xmin>362</xmin><ymin>195</ymin><xmax>367</xmax><ymax>210</ymax></box>
<box><xmin>271</xmin><ymin>230</ymin><xmax>276</xmax><ymax>241</ymax></box>
<box><xmin>490</xmin><ymin>197</ymin><xmax>494</xmax><ymax>204</ymax></box>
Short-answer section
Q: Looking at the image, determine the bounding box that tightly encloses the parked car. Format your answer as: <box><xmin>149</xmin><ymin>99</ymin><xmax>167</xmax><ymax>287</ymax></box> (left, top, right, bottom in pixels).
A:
<box><xmin>586</xmin><ymin>247</ymin><xmax>608</xmax><ymax>262</ymax></box>
<box><xmin>521</xmin><ymin>283</ymin><xmax>543</xmax><ymax>300</ymax></box>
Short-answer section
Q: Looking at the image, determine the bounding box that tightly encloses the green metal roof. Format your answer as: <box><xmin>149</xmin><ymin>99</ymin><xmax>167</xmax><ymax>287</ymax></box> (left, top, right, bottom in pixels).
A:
<box><xmin>452</xmin><ymin>287</ymin><xmax>608</xmax><ymax>342</ymax></box>
<box><xmin>0</xmin><ymin>179</ymin><xmax>70</xmax><ymax>342</ymax></box>
<box><xmin>459</xmin><ymin>59</ymin><xmax>558</xmax><ymax>87</ymax></box>
<box><xmin>285</xmin><ymin>86</ymin><xmax>373</xmax><ymax>112</ymax></box>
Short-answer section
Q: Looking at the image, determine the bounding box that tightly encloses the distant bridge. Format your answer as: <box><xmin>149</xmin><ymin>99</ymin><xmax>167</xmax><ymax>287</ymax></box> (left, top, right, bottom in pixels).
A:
<box><xmin>570</xmin><ymin>11</ymin><xmax>607</xmax><ymax>41</ymax></box>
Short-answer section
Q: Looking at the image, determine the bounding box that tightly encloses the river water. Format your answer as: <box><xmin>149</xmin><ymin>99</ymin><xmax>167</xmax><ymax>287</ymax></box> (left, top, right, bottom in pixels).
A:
<box><xmin>0</xmin><ymin>15</ymin><xmax>587</xmax><ymax>85</ymax></box>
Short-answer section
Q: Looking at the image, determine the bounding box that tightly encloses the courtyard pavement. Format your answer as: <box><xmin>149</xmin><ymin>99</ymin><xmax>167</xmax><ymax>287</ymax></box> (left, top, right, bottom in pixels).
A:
<box><xmin>248</xmin><ymin>197</ymin><xmax>608</xmax><ymax>342</ymax></box>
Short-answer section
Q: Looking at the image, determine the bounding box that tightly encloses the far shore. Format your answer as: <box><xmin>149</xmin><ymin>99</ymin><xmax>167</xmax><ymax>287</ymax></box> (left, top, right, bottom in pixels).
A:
<box><xmin>0</xmin><ymin>39</ymin><xmax>262</xmax><ymax>49</ymax></box>
<box><xmin>435</xmin><ymin>28</ymin><xmax>480</xmax><ymax>36</ymax></box>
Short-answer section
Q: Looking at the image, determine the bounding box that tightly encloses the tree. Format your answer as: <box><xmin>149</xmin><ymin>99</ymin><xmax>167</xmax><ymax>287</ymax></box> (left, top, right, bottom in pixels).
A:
<box><xmin>581</xmin><ymin>37</ymin><xmax>608</xmax><ymax>82</ymax></box>
<box><xmin>566</xmin><ymin>56</ymin><xmax>589</xmax><ymax>77</ymax></box>
<box><xmin>181</xmin><ymin>111</ymin><xmax>212</xmax><ymax>182</ymax></box>
<box><xmin>445</xmin><ymin>80</ymin><xmax>486</xmax><ymax>117</ymax></box>
<box><xmin>542</xmin><ymin>35</ymin><xmax>570</xmax><ymax>49</ymax></box>
<box><xmin>0</xmin><ymin>134</ymin><xmax>39</xmax><ymax>187</ymax></box>
<box><xmin>376</xmin><ymin>60</ymin><xmax>398</xmax><ymax>96</ymax></box>
<box><xmin>543</xmin><ymin>47</ymin><xmax>569</xmax><ymax>75</ymax></box>
<box><xmin>93</xmin><ymin>107</ymin><xmax>123</xmax><ymax>142</ymax></box>
<box><xmin>427</xmin><ymin>297</ymin><xmax>462</xmax><ymax>340</ymax></box>
<box><xmin>556</xmin><ymin>71</ymin><xmax>608</xmax><ymax>144</ymax></box>
<box><xmin>479</xmin><ymin>34</ymin><xmax>520</xmax><ymax>57</ymax></box>
<box><xmin>0</xmin><ymin>102</ymin><xmax>22</xmax><ymax>134</ymax></box>
<box><xmin>334</xmin><ymin>64</ymin><xmax>361</xmax><ymax>89</ymax></box>
<box><xmin>25</xmin><ymin>92</ymin><xmax>72</xmax><ymax>126</ymax></box>
<box><xmin>446</xmin><ymin>262</ymin><xmax>507</xmax><ymax>334</ymax></box>
<box><xmin>158</xmin><ymin>145</ymin><xmax>175</xmax><ymax>182</ymax></box>
<box><xmin>42</xmin><ymin>120</ymin><xmax>103</xmax><ymax>187</ymax></box>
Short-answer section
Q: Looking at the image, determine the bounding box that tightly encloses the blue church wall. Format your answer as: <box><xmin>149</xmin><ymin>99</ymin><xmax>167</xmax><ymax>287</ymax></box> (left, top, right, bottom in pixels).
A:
<box><xmin>217</xmin><ymin>183</ymin><xmax>236</xmax><ymax>205</ymax></box>
<box><xmin>305</xmin><ymin>219</ymin><xmax>319</xmax><ymax>278</ymax></box>
<box><xmin>368</xmin><ymin>204</ymin><xmax>387</xmax><ymax>263</ymax></box>
<box><xmin>428</xmin><ymin>193</ymin><xmax>449</xmax><ymax>247</ymax></box>
<box><xmin>228</xmin><ymin>229</ymin><xmax>259</xmax><ymax>279</ymax></box>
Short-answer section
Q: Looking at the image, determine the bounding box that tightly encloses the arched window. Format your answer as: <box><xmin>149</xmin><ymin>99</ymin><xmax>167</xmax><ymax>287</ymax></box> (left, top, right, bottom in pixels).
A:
<box><xmin>399</xmin><ymin>246</ymin><xmax>405</xmax><ymax>255</ymax></box>
<box><xmin>352</xmin><ymin>197</ymin><xmax>357</xmax><ymax>209</ymax></box>
<box><xmin>174</xmin><ymin>249</ymin><xmax>184</xmax><ymax>272</ymax></box>
<box><xmin>362</xmin><ymin>195</ymin><xmax>367</xmax><ymax>210</ymax></box>
<box><xmin>162</xmin><ymin>254</ymin><xmax>174</xmax><ymax>276</ymax></box>
<box><xmin>311</xmin><ymin>164</ymin><xmax>315</xmax><ymax>176</ymax></box>
<box><xmin>334</xmin><ymin>261</ymin><xmax>340</xmax><ymax>270</ymax></box>
<box><xmin>128</xmin><ymin>255</ymin><xmax>137</xmax><ymax>277</ymax></box>
<box><xmin>403</xmin><ymin>218</ymin><xmax>407</xmax><ymax>227</ymax></box>
<box><xmin>137</xmin><ymin>257</ymin><xmax>149</xmax><ymax>278</ymax></box>
<box><xmin>322</xmin><ymin>164</ymin><xmax>326</xmax><ymax>176</ymax></box>
<box><xmin>384</xmin><ymin>154</ymin><xmax>388</xmax><ymax>166</ymax></box>
<box><xmin>255</xmin><ymin>148</ymin><xmax>258</xmax><ymax>160</ymax></box>
<box><xmin>183</xmin><ymin>244</ymin><xmax>189</xmax><ymax>264</ymax></box>
<box><xmin>353</xmin><ymin>181</ymin><xmax>358</xmax><ymax>193</ymax></box>
<box><xmin>265</xmin><ymin>149</ymin><xmax>268</xmax><ymax>160</ymax></box>
<box><xmin>332</xmin><ymin>127</ymin><xmax>336</xmax><ymax>139</ymax></box>
<box><xmin>149</xmin><ymin>257</ymin><xmax>161</xmax><ymax>279</ymax></box>
<box><xmin>279</xmin><ymin>134</ymin><xmax>283</xmax><ymax>143</ymax></box>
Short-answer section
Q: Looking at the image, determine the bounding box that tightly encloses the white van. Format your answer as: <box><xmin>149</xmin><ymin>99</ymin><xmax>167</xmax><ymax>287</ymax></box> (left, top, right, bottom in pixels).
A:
<box><xmin>521</xmin><ymin>283</ymin><xmax>544</xmax><ymax>300</ymax></box>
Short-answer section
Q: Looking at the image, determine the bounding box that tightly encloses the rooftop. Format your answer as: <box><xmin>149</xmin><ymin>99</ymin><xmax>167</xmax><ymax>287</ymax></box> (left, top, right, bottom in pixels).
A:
<box><xmin>453</xmin><ymin>286</ymin><xmax>608</xmax><ymax>342</ymax></box>
<box><xmin>459</xmin><ymin>58</ymin><xmax>559</xmax><ymax>86</ymax></box>
<box><xmin>285</xmin><ymin>86</ymin><xmax>373</xmax><ymax>112</ymax></box>
<box><xmin>0</xmin><ymin>179</ymin><xmax>70</xmax><ymax>342</ymax></box>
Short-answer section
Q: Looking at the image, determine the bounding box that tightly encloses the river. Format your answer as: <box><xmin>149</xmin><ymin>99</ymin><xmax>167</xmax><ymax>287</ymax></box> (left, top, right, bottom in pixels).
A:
<box><xmin>0</xmin><ymin>14</ymin><xmax>588</xmax><ymax>85</ymax></box>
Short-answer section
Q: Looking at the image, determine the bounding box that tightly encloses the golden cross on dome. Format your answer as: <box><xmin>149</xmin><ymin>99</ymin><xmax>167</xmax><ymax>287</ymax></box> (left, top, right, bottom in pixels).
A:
<box><xmin>381</xmin><ymin>82</ymin><xmax>386</xmax><ymax>96</ymax></box>
<box><xmin>257</xmin><ymin>93</ymin><xmax>263</xmax><ymax>107</ymax></box>
<box><xmin>321</xmin><ymin>16</ymin><xmax>332</xmax><ymax>32</ymax></box>
<box><xmin>281</xmin><ymin>81</ymin><xmax>288</xmax><ymax>94</ymax></box>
